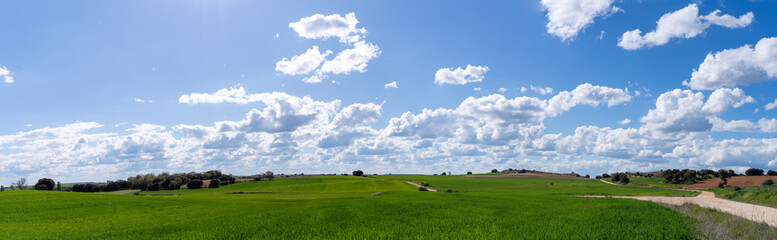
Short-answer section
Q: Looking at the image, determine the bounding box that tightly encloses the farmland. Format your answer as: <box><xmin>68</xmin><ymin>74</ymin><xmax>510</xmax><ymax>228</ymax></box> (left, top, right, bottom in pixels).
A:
<box><xmin>0</xmin><ymin>175</ymin><xmax>707</xmax><ymax>239</ymax></box>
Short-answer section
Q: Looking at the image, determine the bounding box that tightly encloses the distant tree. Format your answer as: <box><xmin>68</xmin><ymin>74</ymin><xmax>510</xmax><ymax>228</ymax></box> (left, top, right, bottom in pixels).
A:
<box><xmin>595</xmin><ymin>176</ymin><xmax>602</xmax><ymax>179</ymax></box>
<box><xmin>764</xmin><ymin>179</ymin><xmax>775</xmax><ymax>186</ymax></box>
<box><xmin>187</xmin><ymin>179</ymin><xmax>203</xmax><ymax>189</ymax></box>
<box><xmin>768</xmin><ymin>170</ymin><xmax>777</xmax><ymax>176</ymax></box>
<box><xmin>491</xmin><ymin>169</ymin><xmax>498</xmax><ymax>174</ymax></box>
<box><xmin>601</xmin><ymin>173</ymin><xmax>610</xmax><ymax>178</ymax></box>
<box><xmin>1</xmin><ymin>185</ymin><xmax>4</xmax><ymax>191</ymax></box>
<box><xmin>12</xmin><ymin>178</ymin><xmax>27</xmax><ymax>190</ymax></box>
<box><xmin>718</xmin><ymin>169</ymin><xmax>731</xmax><ymax>184</ymax></box>
<box><xmin>209</xmin><ymin>179</ymin><xmax>220</xmax><ymax>188</ymax></box>
<box><xmin>585</xmin><ymin>175</ymin><xmax>590</xmax><ymax>179</ymax></box>
<box><xmin>265</xmin><ymin>171</ymin><xmax>275</xmax><ymax>180</ymax></box>
<box><xmin>441</xmin><ymin>172</ymin><xmax>447</xmax><ymax>176</ymax></box>
<box><xmin>34</xmin><ymin>178</ymin><xmax>55</xmax><ymax>191</ymax></box>
<box><xmin>717</xmin><ymin>182</ymin><xmax>725</xmax><ymax>188</ymax></box>
<box><xmin>229</xmin><ymin>177</ymin><xmax>236</xmax><ymax>184</ymax></box>
<box><xmin>147</xmin><ymin>182</ymin><xmax>162</xmax><ymax>191</ymax></box>
<box><xmin>467</xmin><ymin>172</ymin><xmax>473</xmax><ymax>175</ymax></box>
<box><xmin>352</xmin><ymin>170</ymin><xmax>364</xmax><ymax>177</ymax></box>
<box><xmin>611</xmin><ymin>174</ymin><xmax>621</xmax><ymax>182</ymax></box>
<box><xmin>56</xmin><ymin>181</ymin><xmax>62</xmax><ymax>191</ymax></box>
<box><xmin>746</xmin><ymin>168</ymin><xmax>765</xmax><ymax>176</ymax></box>
<box><xmin>620</xmin><ymin>176</ymin><xmax>630</xmax><ymax>185</ymax></box>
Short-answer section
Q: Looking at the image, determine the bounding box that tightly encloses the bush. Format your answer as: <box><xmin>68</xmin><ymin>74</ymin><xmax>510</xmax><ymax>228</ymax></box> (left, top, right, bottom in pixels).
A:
<box><xmin>491</xmin><ymin>169</ymin><xmax>498</xmax><ymax>174</ymax></box>
<box><xmin>733</xmin><ymin>186</ymin><xmax>742</xmax><ymax>191</ymax></box>
<box><xmin>763</xmin><ymin>179</ymin><xmax>775</xmax><ymax>186</ymax></box>
<box><xmin>441</xmin><ymin>172</ymin><xmax>447</xmax><ymax>176</ymax></box>
<box><xmin>611</xmin><ymin>174</ymin><xmax>621</xmax><ymax>182</ymax></box>
<box><xmin>718</xmin><ymin>182</ymin><xmax>725</xmax><ymax>188</ymax></box>
<box><xmin>352</xmin><ymin>170</ymin><xmax>364</xmax><ymax>177</ymax></box>
<box><xmin>209</xmin><ymin>179</ymin><xmax>220</xmax><ymax>188</ymax></box>
<box><xmin>187</xmin><ymin>179</ymin><xmax>203</xmax><ymax>189</ymax></box>
<box><xmin>467</xmin><ymin>172</ymin><xmax>473</xmax><ymax>175</ymax></box>
<box><xmin>585</xmin><ymin>175</ymin><xmax>590</xmax><ymax>178</ymax></box>
<box><xmin>746</xmin><ymin>168</ymin><xmax>764</xmax><ymax>176</ymax></box>
<box><xmin>418</xmin><ymin>187</ymin><xmax>428</xmax><ymax>191</ymax></box>
<box><xmin>768</xmin><ymin>170</ymin><xmax>777</xmax><ymax>176</ymax></box>
<box><xmin>620</xmin><ymin>176</ymin><xmax>630</xmax><ymax>185</ymax></box>
<box><xmin>595</xmin><ymin>176</ymin><xmax>602</xmax><ymax>179</ymax></box>
<box><xmin>34</xmin><ymin>178</ymin><xmax>55</xmax><ymax>191</ymax></box>
<box><xmin>601</xmin><ymin>173</ymin><xmax>610</xmax><ymax>178</ymax></box>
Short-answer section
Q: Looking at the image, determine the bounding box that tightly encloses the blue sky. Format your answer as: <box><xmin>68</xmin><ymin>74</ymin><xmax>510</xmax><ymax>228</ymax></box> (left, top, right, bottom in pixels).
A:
<box><xmin>1</xmin><ymin>0</ymin><xmax>777</xmax><ymax>183</ymax></box>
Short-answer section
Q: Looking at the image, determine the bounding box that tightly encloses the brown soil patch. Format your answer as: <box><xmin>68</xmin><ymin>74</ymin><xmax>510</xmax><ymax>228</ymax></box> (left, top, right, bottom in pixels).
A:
<box><xmin>466</xmin><ymin>173</ymin><xmax>589</xmax><ymax>180</ymax></box>
<box><xmin>686</xmin><ymin>176</ymin><xmax>777</xmax><ymax>190</ymax></box>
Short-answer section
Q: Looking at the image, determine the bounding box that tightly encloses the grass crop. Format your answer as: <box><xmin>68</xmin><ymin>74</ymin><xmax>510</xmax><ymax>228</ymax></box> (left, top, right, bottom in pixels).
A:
<box><xmin>602</xmin><ymin>177</ymin><xmax>682</xmax><ymax>189</ymax></box>
<box><xmin>1</xmin><ymin>175</ymin><xmax>702</xmax><ymax>239</ymax></box>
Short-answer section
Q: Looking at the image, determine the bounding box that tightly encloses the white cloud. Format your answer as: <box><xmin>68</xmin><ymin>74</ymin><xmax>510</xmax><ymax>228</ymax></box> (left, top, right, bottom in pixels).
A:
<box><xmin>279</xmin><ymin>13</ymin><xmax>380</xmax><ymax>83</ymax></box>
<box><xmin>619</xmin><ymin>118</ymin><xmax>631</xmax><ymax>125</ymax></box>
<box><xmin>434</xmin><ymin>65</ymin><xmax>490</xmax><ymax>85</ymax></box>
<box><xmin>0</xmin><ymin>66</ymin><xmax>13</xmax><ymax>83</ymax></box>
<box><xmin>530</xmin><ymin>85</ymin><xmax>554</xmax><ymax>95</ymax></box>
<box><xmin>520</xmin><ymin>87</ymin><xmax>527</xmax><ymax>93</ymax></box>
<box><xmin>498</xmin><ymin>88</ymin><xmax>507</xmax><ymax>93</ymax></box>
<box><xmin>685</xmin><ymin>37</ymin><xmax>777</xmax><ymax>90</ymax></box>
<box><xmin>474</xmin><ymin>87</ymin><xmax>482</xmax><ymax>91</ymax></box>
<box><xmin>766</xmin><ymin>98</ymin><xmax>777</xmax><ymax>111</ymax></box>
<box><xmin>641</xmin><ymin>88</ymin><xmax>754</xmax><ymax>133</ymax></box>
<box><xmin>318</xmin><ymin>41</ymin><xmax>380</xmax><ymax>75</ymax></box>
<box><xmin>546</xmin><ymin>83</ymin><xmax>631</xmax><ymax>116</ymax></box>
<box><xmin>134</xmin><ymin>98</ymin><xmax>153</xmax><ymax>103</ymax></box>
<box><xmin>541</xmin><ymin>0</ymin><xmax>620</xmax><ymax>41</ymax></box>
<box><xmin>384</xmin><ymin>81</ymin><xmax>398</xmax><ymax>89</ymax></box>
<box><xmin>288</xmin><ymin>12</ymin><xmax>366</xmax><ymax>44</ymax></box>
<box><xmin>275</xmin><ymin>46</ymin><xmax>332</xmax><ymax>75</ymax></box>
<box><xmin>618</xmin><ymin>4</ymin><xmax>753</xmax><ymax>50</ymax></box>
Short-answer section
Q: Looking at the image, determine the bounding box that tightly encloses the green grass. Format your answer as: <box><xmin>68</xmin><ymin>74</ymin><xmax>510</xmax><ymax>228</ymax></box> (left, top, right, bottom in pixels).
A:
<box><xmin>710</xmin><ymin>185</ymin><xmax>777</xmax><ymax>208</ymax></box>
<box><xmin>664</xmin><ymin>204</ymin><xmax>777</xmax><ymax>239</ymax></box>
<box><xmin>602</xmin><ymin>177</ymin><xmax>683</xmax><ymax>189</ymax></box>
<box><xmin>1</xmin><ymin>175</ymin><xmax>703</xmax><ymax>239</ymax></box>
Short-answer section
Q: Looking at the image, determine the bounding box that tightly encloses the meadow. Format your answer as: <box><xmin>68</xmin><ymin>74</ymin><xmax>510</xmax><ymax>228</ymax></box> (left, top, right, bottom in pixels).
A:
<box><xmin>1</xmin><ymin>175</ymin><xmax>703</xmax><ymax>239</ymax></box>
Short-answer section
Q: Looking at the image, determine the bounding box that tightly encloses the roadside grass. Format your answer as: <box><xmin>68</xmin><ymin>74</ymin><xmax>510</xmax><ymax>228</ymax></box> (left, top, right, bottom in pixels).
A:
<box><xmin>710</xmin><ymin>185</ymin><xmax>777</xmax><ymax>208</ymax></box>
<box><xmin>664</xmin><ymin>204</ymin><xmax>777</xmax><ymax>240</ymax></box>
<box><xmin>1</xmin><ymin>175</ymin><xmax>701</xmax><ymax>239</ymax></box>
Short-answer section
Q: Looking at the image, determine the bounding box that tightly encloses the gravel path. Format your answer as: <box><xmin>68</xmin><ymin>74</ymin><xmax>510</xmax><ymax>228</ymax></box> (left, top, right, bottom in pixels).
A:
<box><xmin>586</xmin><ymin>191</ymin><xmax>777</xmax><ymax>227</ymax></box>
<box><xmin>404</xmin><ymin>181</ymin><xmax>438</xmax><ymax>191</ymax></box>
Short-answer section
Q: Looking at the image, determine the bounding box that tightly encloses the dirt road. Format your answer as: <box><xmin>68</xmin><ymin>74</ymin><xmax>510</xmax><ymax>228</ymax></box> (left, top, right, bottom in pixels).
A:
<box><xmin>404</xmin><ymin>181</ymin><xmax>438</xmax><ymax>191</ymax></box>
<box><xmin>585</xmin><ymin>191</ymin><xmax>777</xmax><ymax>227</ymax></box>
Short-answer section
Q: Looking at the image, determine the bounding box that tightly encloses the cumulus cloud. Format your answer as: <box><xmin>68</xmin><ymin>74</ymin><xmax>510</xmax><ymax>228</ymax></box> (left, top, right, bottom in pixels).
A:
<box><xmin>434</xmin><ymin>65</ymin><xmax>490</xmax><ymax>85</ymax></box>
<box><xmin>134</xmin><ymin>98</ymin><xmax>153</xmax><ymax>103</ymax></box>
<box><xmin>530</xmin><ymin>85</ymin><xmax>554</xmax><ymax>95</ymax></box>
<box><xmin>278</xmin><ymin>13</ymin><xmax>380</xmax><ymax>83</ymax></box>
<box><xmin>684</xmin><ymin>37</ymin><xmax>777</xmax><ymax>90</ymax></box>
<box><xmin>288</xmin><ymin>12</ymin><xmax>366</xmax><ymax>44</ymax></box>
<box><xmin>275</xmin><ymin>46</ymin><xmax>332</xmax><ymax>75</ymax></box>
<box><xmin>766</xmin><ymin>98</ymin><xmax>777</xmax><ymax>111</ymax></box>
<box><xmin>618</xmin><ymin>4</ymin><xmax>753</xmax><ymax>50</ymax></box>
<box><xmin>619</xmin><ymin>119</ymin><xmax>631</xmax><ymax>125</ymax></box>
<box><xmin>384</xmin><ymin>81</ymin><xmax>398</xmax><ymax>89</ymax></box>
<box><xmin>541</xmin><ymin>0</ymin><xmax>621</xmax><ymax>41</ymax></box>
<box><xmin>0</xmin><ymin>66</ymin><xmax>13</xmax><ymax>83</ymax></box>
<box><xmin>546</xmin><ymin>83</ymin><xmax>632</xmax><ymax>116</ymax></box>
<box><xmin>641</xmin><ymin>88</ymin><xmax>754</xmax><ymax>133</ymax></box>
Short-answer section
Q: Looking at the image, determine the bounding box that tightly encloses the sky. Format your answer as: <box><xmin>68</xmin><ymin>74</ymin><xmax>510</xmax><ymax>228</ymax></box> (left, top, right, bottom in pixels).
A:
<box><xmin>1</xmin><ymin>0</ymin><xmax>777</xmax><ymax>183</ymax></box>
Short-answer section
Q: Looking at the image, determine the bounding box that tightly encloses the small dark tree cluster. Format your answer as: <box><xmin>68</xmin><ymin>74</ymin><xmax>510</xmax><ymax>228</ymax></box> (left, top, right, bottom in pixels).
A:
<box><xmin>763</xmin><ymin>179</ymin><xmax>775</xmax><ymax>186</ymax></box>
<box><xmin>352</xmin><ymin>170</ymin><xmax>364</xmax><ymax>177</ymax></box>
<box><xmin>662</xmin><ymin>169</ymin><xmax>720</xmax><ymax>184</ymax></box>
<box><xmin>768</xmin><ymin>170</ymin><xmax>777</xmax><ymax>176</ymax></box>
<box><xmin>187</xmin><ymin>179</ymin><xmax>203</xmax><ymax>189</ymax></box>
<box><xmin>209</xmin><ymin>179</ymin><xmax>220</xmax><ymax>188</ymax></box>
<box><xmin>491</xmin><ymin>169</ymin><xmax>498</xmax><ymax>174</ymax></box>
<box><xmin>745</xmin><ymin>168</ymin><xmax>765</xmax><ymax>176</ymax></box>
<box><xmin>34</xmin><ymin>178</ymin><xmax>55</xmax><ymax>191</ymax></box>
<box><xmin>467</xmin><ymin>172</ymin><xmax>472</xmax><ymax>175</ymax></box>
<box><xmin>610</xmin><ymin>173</ymin><xmax>630</xmax><ymax>185</ymax></box>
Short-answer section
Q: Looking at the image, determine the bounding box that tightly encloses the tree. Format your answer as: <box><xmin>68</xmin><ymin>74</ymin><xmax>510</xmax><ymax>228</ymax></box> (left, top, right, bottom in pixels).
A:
<box><xmin>491</xmin><ymin>169</ymin><xmax>498</xmax><ymax>174</ymax></box>
<box><xmin>34</xmin><ymin>178</ymin><xmax>56</xmax><ymax>191</ymax></box>
<box><xmin>585</xmin><ymin>175</ymin><xmax>590</xmax><ymax>178</ymax></box>
<box><xmin>718</xmin><ymin>169</ymin><xmax>731</xmax><ymax>182</ymax></box>
<box><xmin>620</xmin><ymin>176</ymin><xmax>630</xmax><ymax>185</ymax></box>
<box><xmin>601</xmin><ymin>173</ymin><xmax>610</xmax><ymax>178</ymax></box>
<box><xmin>209</xmin><ymin>179</ymin><xmax>220</xmax><ymax>188</ymax></box>
<box><xmin>56</xmin><ymin>182</ymin><xmax>62</xmax><ymax>191</ymax></box>
<box><xmin>187</xmin><ymin>179</ymin><xmax>203</xmax><ymax>189</ymax></box>
<box><xmin>746</xmin><ymin>168</ymin><xmax>765</xmax><ymax>176</ymax></box>
<box><xmin>12</xmin><ymin>178</ymin><xmax>27</xmax><ymax>190</ymax></box>
<box><xmin>352</xmin><ymin>170</ymin><xmax>364</xmax><ymax>177</ymax></box>
<box><xmin>611</xmin><ymin>174</ymin><xmax>621</xmax><ymax>182</ymax></box>
<box><xmin>441</xmin><ymin>172</ymin><xmax>447</xmax><ymax>176</ymax></box>
<box><xmin>265</xmin><ymin>171</ymin><xmax>275</xmax><ymax>180</ymax></box>
<box><xmin>1</xmin><ymin>185</ymin><xmax>4</xmax><ymax>191</ymax></box>
<box><xmin>768</xmin><ymin>170</ymin><xmax>777</xmax><ymax>176</ymax></box>
<box><xmin>467</xmin><ymin>172</ymin><xmax>473</xmax><ymax>175</ymax></box>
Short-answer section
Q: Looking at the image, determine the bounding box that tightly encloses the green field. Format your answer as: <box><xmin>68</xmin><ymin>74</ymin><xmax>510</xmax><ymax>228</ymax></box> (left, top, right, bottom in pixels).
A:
<box><xmin>0</xmin><ymin>175</ymin><xmax>705</xmax><ymax>239</ymax></box>
<box><xmin>710</xmin><ymin>185</ymin><xmax>777</xmax><ymax>208</ymax></box>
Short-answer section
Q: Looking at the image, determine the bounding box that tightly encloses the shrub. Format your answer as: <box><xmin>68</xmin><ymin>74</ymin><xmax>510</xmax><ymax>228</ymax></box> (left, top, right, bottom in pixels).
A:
<box><xmin>585</xmin><ymin>175</ymin><xmax>590</xmax><ymax>179</ymax></box>
<box><xmin>34</xmin><ymin>178</ymin><xmax>55</xmax><ymax>191</ymax></box>
<box><xmin>441</xmin><ymin>172</ymin><xmax>447</xmax><ymax>176</ymax></box>
<box><xmin>746</xmin><ymin>168</ymin><xmax>764</xmax><ymax>176</ymax></box>
<box><xmin>187</xmin><ymin>179</ymin><xmax>203</xmax><ymax>189</ymax></box>
<box><xmin>717</xmin><ymin>182</ymin><xmax>725</xmax><ymax>188</ymax></box>
<box><xmin>763</xmin><ymin>179</ymin><xmax>775</xmax><ymax>186</ymax></box>
<box><xmin>418</xmin><ymin>187</ymin><xmax>428</xmax><ymax>191</ymax></box>
<box><xmin>491</xmin><ymin>169</ymin><xmax>498</xmax><ymax>174</ymax></box>
<box><xmin>229</xmin><ymin>177</ymin><xmax>236</xmax><ymax>184</ymax></box>
<box><xmin>209</xmin><ymin>179</ymin><xmax>220</xmax><ymax>188</ymax></box>
<box><xmin>733</xmin><ymin>186</ymin><xmax>742</xmax><ymax>191</ymax></box>
<box><xmin>0</xmin><ymin>185</ymin><xmax>3</xmax><ymax>191</ymax></box>
<box><xmin>467</xmin><ymin>172</ymin><xmax>472</xmax><ymax>175</ymax></box>
<box><xmin>601</xmin><ymin>173</ymin><xmax>610</xmax><ymax>178</ymax></box>
<box><xmin>352</xmin><ymin>170</ymin><xmax>364</xmax><ymax>177</ymax></box>
<box><xmin>620</xmin><ymin>176</ymin><xmax>630</xmax><ymax>185</ymax></box>
<box><xmin>595</xmin><ymin>176</ymin><xmax>602</xmax><ymax>179</ymax></box>
<box><xmin>768</xmin><ymin>170</ymin><xmax>777</xmax><ymax>176</ymax></box>
<box><xmin>611</xmin><ymin>174</ymin><xmax>621</xmax><ymax>182</ymax></box>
